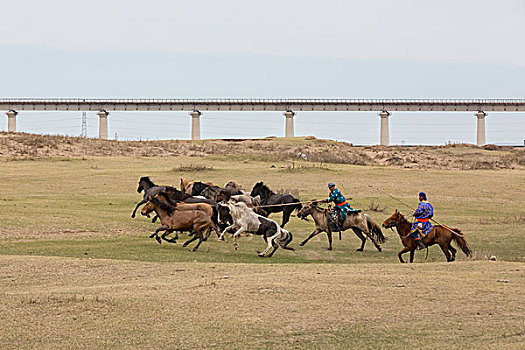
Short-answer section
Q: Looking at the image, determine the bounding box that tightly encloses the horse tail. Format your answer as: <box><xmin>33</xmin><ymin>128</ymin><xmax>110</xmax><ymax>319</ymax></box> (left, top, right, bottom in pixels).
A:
<box><xmin>451</xmin><ymin>228</ymin><xmax>472</xmax><ymax>257</ymax></box>
<box><xmin>292</xmin><ymin>198</ymin><xmax>303</xmax><ymax>212</ymax></box>
<box><xmin>366</xmin><ymin>214</ymin><xmax>387</xmax><ymax>243</ymax></box>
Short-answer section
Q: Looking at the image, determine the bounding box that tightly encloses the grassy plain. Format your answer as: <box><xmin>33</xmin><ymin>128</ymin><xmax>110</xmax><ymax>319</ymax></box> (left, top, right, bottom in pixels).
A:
<box><xmin>0</xmin><ymin>142</ymin><xmax>524</xmax><ymax>349</ymax></box>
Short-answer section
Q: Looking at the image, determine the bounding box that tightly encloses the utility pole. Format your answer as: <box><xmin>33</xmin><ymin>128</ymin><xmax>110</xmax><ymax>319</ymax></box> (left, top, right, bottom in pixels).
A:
<box><xmin>81</xmin><ymin>111</ymin><xmax>87</xmax><ymax>138</ymax></box>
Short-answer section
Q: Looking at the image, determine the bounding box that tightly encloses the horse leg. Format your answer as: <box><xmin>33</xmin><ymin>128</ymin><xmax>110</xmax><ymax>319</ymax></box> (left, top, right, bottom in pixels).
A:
<box><xmin>183</xmin><ymin>235</ymin><xmax>199</xmax><ymax>248</ymax></box>
<box><xmin>266</xmin><ymin>240</ymin><xmax>280</xmax><ymax>257</ymax></box>
<box><xmin>232</xmin><ymin>228</ymin><xmax>246</xmax><ymax>250</ymax></box>
<box><xmin>259</xmin><ymin>235</ymin><xmax>278</xmax><ymax>257</ymax></box>
<box><xmin>439</xmin><ymin>243</ymin><xmax>453</xmax><ymax>262</ymax></box>
<box><xmin>326</xmin><ymin>231</ymin><xmax>333</xmax><ymax>251</ymax></box>
<box><xmin>151</xmin><ymin>215</ymin><xmax>158</xmax><ymax>223</ymax></box>
<box><xmin>191</xmin><ymin>231</ymin><xmax>204</xmax><ymax>251</ymax></box>
<box><xmin>150</xmin><ymin>226</ymin><xmax>168</xmax><ymax>244</ymax></box>
<box><xmin>161</xmin><ymin>229</ymin><xmax>177</xmax><ymax>243</ymax></box>
<box><xmin>362</xmin><ymin>228</ymin><xmax>382</xmax><ymax>252</ymax></box>
<box><xmin>352</xmin><ymin>228</ymin><xmax>366</xmax><ymax>252</ymax></box>
<box><xmin>448</xmin><ymin>243</ymin><xmax>457</xmax><ymax>261</ymax></box>
<box><xmin>299</xmin><ymin>229</ymin><xmax>322</xmax><ymax>247</ymax></box>
<box><xmin>280</xmin><ymin>207</ymin><xmax>292</xmax><ymax>228</ymax></box>
<box><xmin>220</xmin><ymin>224</ymin><xmax>236</xmax><ymax>241</ymax></box>
<box><xmin>398</xmin><ymin>246</ymin><xmax>410</xmax><ymax>263</ymax></box>
<box><xmin>131</xmin><ymin>199</ymin><xmax>146</xmax><ymax>218</ymax></box>
<box><xmin>203</xmin><ymin>225</ymin><xmax>213</xmax><ymax>241</ymax></box>
<box><xmin>409</xmin><ymin>249</ymin><xmax>415</xmax><ymax>263</ymax></box>
<box><xmin>161</xmin><ymin>230</ymin><xmax>175</xmax><ymax>243</ymax></box>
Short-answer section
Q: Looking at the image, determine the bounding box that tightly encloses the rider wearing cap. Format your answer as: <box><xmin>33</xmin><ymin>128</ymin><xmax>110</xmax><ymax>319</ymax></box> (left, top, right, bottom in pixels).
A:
<box><xmin>325</xmin><ymin>183</ymin><xmax>357</xmax><ymax>222</ymax></box>
<box><xmin>411</xmin><ymin>192</ymin><xmax>434</xmax><ymax>250</ymax></box>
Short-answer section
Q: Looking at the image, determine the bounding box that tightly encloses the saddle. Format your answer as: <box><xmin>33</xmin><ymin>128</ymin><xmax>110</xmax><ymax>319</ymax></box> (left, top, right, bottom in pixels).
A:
<box><xmin>327</xmin><ymin>206</ymin><xmax>344</xmax><ymax>232</ymax></box>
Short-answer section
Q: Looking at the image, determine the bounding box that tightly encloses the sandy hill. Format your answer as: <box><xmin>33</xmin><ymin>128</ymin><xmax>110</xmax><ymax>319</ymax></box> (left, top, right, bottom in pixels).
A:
<box><xmin>1</xmin><ymin>132</ymin><xmax>523</xmax><ymax>170</ymax></box>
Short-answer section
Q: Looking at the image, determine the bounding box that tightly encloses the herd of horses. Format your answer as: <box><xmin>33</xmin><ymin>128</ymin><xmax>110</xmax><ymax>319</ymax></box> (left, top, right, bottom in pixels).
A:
<box><xmin>131</xmin><ymin>176</ymin><xmax>472</xmax><ymax>262</ymax></box>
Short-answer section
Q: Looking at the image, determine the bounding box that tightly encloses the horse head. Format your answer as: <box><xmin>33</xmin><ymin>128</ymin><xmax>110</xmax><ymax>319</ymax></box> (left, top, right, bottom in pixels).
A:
<box><xmin>382</xmin><ymin>209</ymin><xmax>406</xmax><ymax>229</ymax></box>
<box><xmin>296</xmin><ymin>201</ymin><xmax>317</xmax><ymax>220</ymax></box>
<box><xmin>137</xmin><ymin>176</ymin><xmax>154</xmax><ymax>193</ymax></box>
<box><xmin>250</xmin><ymin>181</ymin><xmax>272</xmax><ymax>199</ymax></box>
<box><xmin>250</xmin><ymin>182</ymin><xmax>262</xmax><ymax>197</ymax></box>
<box><xmin>141</xmin><ymin>196</ymin><xmax>156</xmax><ymax>217</ymax></box>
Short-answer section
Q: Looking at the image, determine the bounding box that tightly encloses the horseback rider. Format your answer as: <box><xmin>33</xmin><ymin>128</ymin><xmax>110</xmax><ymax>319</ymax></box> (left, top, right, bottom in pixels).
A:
<box><xmin>411</xmin><ymin>192</ymin><xmax>434</xmax><ymax>250</ymax></box>
<box><xmin>324</xmin><ymin>183</ymin><xmax>358</xmax><ymax>224</ymax></box>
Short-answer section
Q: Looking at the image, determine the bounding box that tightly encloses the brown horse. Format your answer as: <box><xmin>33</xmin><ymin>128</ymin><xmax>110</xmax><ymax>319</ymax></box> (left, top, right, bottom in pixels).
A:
<box><xmin>180</xmin><ymin>177</ymin><xmax>214</xmax><ymax>195</ymax></box>
<box><xmin>141</xmin><ymin>196</ymin><xmax>213</xmax><ymax>251</ymax></box>
<box><xmin>382</xmin><ymin>210</ymin><xmax>472</xmax><ymax>263</ymax></box>
<box><xmin>144</xmin><ymin>192</ymin><xmax>220</xmax><ymax>239</ymax></box>
<box><xmin>297</xmin><ymin>201</ymin><xmax>385</xmax><ymax>251</ymax></box>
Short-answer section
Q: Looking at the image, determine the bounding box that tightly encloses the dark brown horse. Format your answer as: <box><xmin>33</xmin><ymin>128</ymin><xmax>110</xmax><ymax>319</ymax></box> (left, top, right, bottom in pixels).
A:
<box><xmin>382</xmin><ymin>210</ymin><xmax>472</xmax><ymax>263</ymax></box>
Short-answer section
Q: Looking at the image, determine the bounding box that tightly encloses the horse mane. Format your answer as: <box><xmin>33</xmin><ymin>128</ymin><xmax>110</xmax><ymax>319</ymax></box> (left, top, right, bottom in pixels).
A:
<box><xmin>150</xmin><ymin>196</ymin><xmax>174</xmax><ymax>215</ymax></box>
<box><xmin>253</xmin><ymin>182</ymin><xmax>274</xmax><ymax>197</ymax></box>
<box><xmin>161</xmin><ymin>186</ymin><xmax>190</xmax><ymax>201</ymax></box>
<box><xmin>396</xmin><ymin>211</ymin><xmax>409</xmax><ymax>223</ymax></box>
<box><xmin>139</xmin><ymin>176</ymin><xmax>156</xmax><ymax>187</ymax></box>
<box><xmin>158</xmin><ymin>191</ymin><xmax>181</xmax><ymax>207</ymax></box>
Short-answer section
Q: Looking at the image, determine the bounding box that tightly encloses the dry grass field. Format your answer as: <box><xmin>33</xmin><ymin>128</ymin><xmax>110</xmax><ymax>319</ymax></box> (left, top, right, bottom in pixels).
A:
<box><xmin>0</xmin><ymin>133</ymin><xmax>524</xmax><ymax>349</ymax></box>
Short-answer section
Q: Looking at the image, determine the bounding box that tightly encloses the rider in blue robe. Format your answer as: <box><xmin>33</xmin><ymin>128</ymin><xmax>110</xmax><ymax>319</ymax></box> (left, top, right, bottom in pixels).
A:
<box><xmin>325</xmin><ymin>183</ymin><xmax>358</xmax><ymax>222</ymax></box>
<box><xmin>411</xmin><ymin>192</ymin><xmax>434</xmax><ymax>249</ymax></box>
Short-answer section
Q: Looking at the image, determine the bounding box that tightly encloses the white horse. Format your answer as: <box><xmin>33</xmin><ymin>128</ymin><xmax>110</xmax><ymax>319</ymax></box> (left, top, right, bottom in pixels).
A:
<box><xmin>218</xmin><ymin>201</ymin><xmax>294</xmax><ymax>257</ymax></box>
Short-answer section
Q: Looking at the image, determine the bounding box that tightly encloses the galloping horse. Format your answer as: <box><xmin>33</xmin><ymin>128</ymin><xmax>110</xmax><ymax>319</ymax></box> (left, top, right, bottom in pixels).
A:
<box><xmin>297</xmin><ymin>201</ymin><xmax>385</xmax><ymax>251</ymax></box>
<box><xmin>250</xmin><ymin>182</ymin><xmax>302</xmax><ymax>227</ymax></box>
<box><xmin>382</xmin><ymin>210</ymin><xmax>472</xmax><ymax>263</ymax></box>
<box><xmin>141</xmin><ymin>195</ymin><xmax>213</xmax><ymax>251</ymax></box>
<box><xmin>131</xmin><ymin>177</ymin><xmax>167</xmax><ymax>218</ymax></box>
<box><xmin>218</xmin><ymin>201</ymin><xmax>294</xmax><ymax>257</ymax></box>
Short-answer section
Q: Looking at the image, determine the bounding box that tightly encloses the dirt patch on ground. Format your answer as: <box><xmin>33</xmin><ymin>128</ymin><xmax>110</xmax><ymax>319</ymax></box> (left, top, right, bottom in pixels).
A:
<box><xmin>0</xmin><ymin>255</ymin><xmax>523</xmax><ymax>349</ymax></box>
<box><xmin>1</xmin><ymin>132</ymin><xmax>523</xmax><ymax>170</ymax></box>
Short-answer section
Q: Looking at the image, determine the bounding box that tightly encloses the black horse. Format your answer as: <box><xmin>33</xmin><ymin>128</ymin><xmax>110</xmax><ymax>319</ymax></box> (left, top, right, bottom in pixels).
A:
<box><xmin>131</xmin><ymin>177</ymin><xmax>168</xmax><ymax>218</ymax></box>
<box><xmin>250</xmin><ymin>182</ymin><xmax>302</xmax><ymax>227</ymax></box>
<box><xmin>191</xmin><ymin>182</ymin><xmax>213</xmax><ymax>196</ymax></box>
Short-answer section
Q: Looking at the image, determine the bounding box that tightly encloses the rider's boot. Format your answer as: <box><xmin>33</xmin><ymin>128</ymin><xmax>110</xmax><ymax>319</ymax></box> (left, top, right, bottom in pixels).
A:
<box><xmin>416</xmin><ymin>237</ymin><xmax>426</xmax><ymax>250</ymax></box>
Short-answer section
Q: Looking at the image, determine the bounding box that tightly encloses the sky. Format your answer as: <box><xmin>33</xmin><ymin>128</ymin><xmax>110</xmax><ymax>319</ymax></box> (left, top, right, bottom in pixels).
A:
<box><xmin>1</xmin><ymin>0</ymin><xmax>524</xmax><ymax>144</ymax></box>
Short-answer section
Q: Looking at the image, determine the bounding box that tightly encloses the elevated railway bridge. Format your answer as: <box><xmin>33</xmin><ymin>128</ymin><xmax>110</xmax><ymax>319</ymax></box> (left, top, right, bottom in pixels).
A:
<box><xmin>2</xmin><ymin>98</ymin><xmax>525</xmax><ymax>145</ymax></box>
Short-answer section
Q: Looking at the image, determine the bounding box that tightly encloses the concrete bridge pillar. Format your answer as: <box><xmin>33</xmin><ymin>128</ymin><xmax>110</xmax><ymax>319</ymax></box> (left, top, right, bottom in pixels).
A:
<box><xmin>476</xmin><ymin>111</ymin><xmax>486</xmax><ymax>146</ymax></box>
<box><xmin>6</xmin><ymin>110</ymin><xmax>18</xmax><ymax>132</ymax></box>
<box><xmin>190</xmin><ymin>110</ymin><xmax>201</xmax><ymax>140</ymax></box>
<box><xmin>379</xmin><ymin>111</ymin><xmax>390</xmax><ymax>146</ymax></box>
<box><xmin>97</xmin><ymin>110</ymin><xmax>109</xmax><ymax>139</ymax></box>
<box><xmin>284</xmin><ymin>110</ymin><xmax>295</xmax><ymax>138</ymax></box>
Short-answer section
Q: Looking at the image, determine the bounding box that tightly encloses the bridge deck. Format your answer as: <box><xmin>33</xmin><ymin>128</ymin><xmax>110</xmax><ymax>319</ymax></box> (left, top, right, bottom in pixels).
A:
<box><xmin>1</xmin><ymin>99</ymin><xmax>525</xmax><ymax>112</ymax></box>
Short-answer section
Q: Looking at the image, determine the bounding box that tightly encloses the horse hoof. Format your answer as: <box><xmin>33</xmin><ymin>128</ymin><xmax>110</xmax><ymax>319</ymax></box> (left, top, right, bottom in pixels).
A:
<box><xmin>192</xmin><ymin>248</ymin><xmax>198</xmax><ymax>252</ymax></box>
<box><xmin>131</xmin><ymin>214</ymin><xmax>135</xmax><ymax>218</ymax></box>
<box><xmin>156</xmin><ymin>239</ymin><xmax>161</xmax><ymax>244</ymax></box>
<box><xmin>299</xmin><ymin>242</ymin><xmax>305</xmax><ymax>246</ymax></box>
<box><xmin>258</xmin><ymin>253</ymin><xmax>265</xmax><ymax>257</ymax></box>
<box><xmin>326</xmin><ymin>247</ymin><xmax>333</xmax><ymax>251</ymax></box>
<box><xmin>377</xmin><ymin>246</ymin><xmax>382</xmax><ymax>252</ymax></box>
<box><xmin>356</xmin><ymin>248</ymin><xmax>363</xmax><ymax>252</ymax></box>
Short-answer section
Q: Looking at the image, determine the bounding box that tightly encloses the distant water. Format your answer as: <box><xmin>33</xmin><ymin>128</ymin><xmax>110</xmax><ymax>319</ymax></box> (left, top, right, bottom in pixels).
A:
<box><xmin>3</xmin><ymin>110</ymin><xmax>524</xmax><ymax>146</ymax></box>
